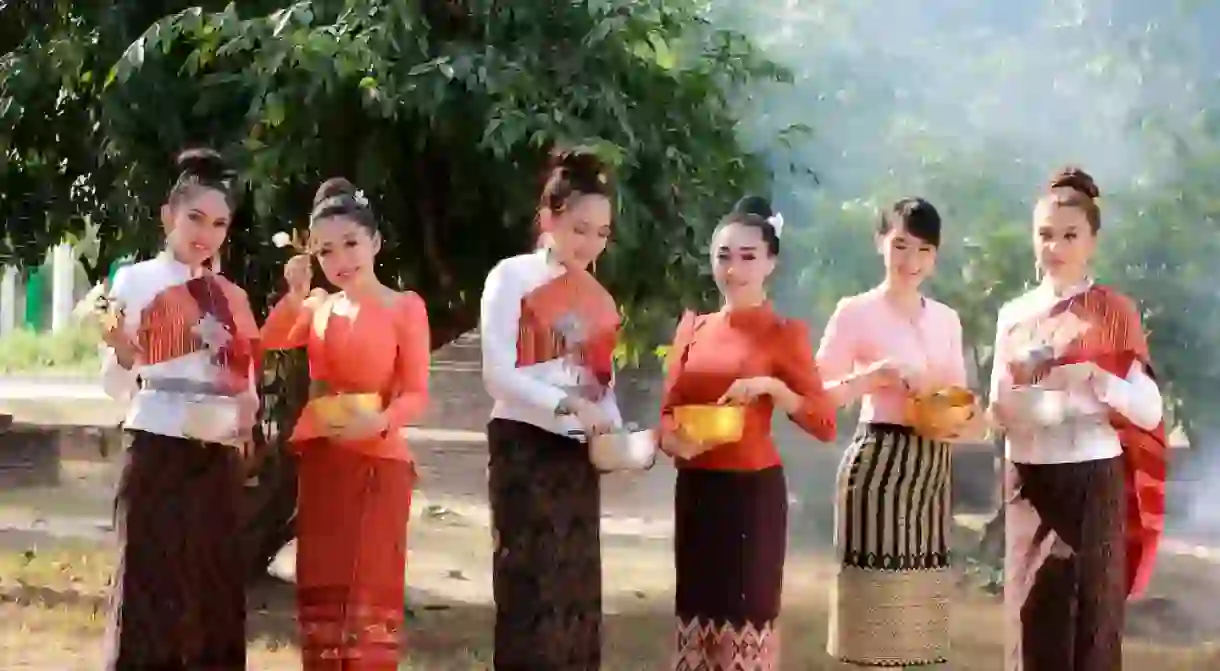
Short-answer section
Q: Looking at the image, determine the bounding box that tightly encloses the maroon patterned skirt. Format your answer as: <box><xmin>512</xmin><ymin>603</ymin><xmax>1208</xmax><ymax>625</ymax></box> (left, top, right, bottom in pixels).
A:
<box><xmin>104</xmin><ymin>430</ymin><xmax>246</xmax><ymax>670</ymax></box>
<box><xmin>487</xmin><ymin>418</ymin><xmax>602</xmax><ymax>671</ymax></box>
<box><xmin>1004</xmin><ymin>456</ymin><xmax>1126</xmax><ymax>671</ymax></box>
<box><xmin>674</xmin><ymin>466</ymin><xmax>786</xmax><ymax>670</ymax></box>
<box><xmin>295</xmin><ymin>439</ymin><xmax>416</xmax><ymax>670</ymax></box>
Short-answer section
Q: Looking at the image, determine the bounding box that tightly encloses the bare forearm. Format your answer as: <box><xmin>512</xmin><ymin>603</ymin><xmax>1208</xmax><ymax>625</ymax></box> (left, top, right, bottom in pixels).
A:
<box><xmin>769</xmin><ymin>378</ymin><xmax>802</xmax><ymax>415</ymax></box>
<box><xmin>823</xmin><ymin>372</ymin><xmax>869</xmax><ymax>408</ymax></box>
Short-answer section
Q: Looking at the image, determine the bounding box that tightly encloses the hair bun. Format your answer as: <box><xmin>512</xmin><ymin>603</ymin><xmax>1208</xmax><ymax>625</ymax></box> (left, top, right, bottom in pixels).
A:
<box><xmin>313</xmin><ymin>177</ymin><xmax>358</xmax><ymax>206</ymax></box>
<box><xmin>175</xmin><ymin>148</ymin><xmax>229</xmax><ymax>182</ymax></box>
<box><xmin>544</xmin><ymin>147</ymin><xmax>607</xmax><ymax>181</ymax></box>
<box><xmin>546</xmin><ymin>147</ymin><xmax>570</xmax><ymax>172</ymax></box>
<box><xmin>732</xmin><ymin>195</ymin><xmax>774</xmax><ymax>220</ymax></box>
<box><xmin>1048</xmin><ymin>166</ymin><xmax>1099</xmax><ymax>199</ymax></box>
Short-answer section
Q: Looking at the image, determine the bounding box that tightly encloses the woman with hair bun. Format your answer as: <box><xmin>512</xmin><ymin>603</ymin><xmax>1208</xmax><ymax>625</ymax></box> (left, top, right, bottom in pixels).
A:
<box><xmin>658</xmin><ymin>195</ymin><xmax>838</xmax><ymax>670</ymax></box>
<box><xmin>818</xmin><ymin>196</ymin><xmax>977</xmax><ymax>667</ymax></box>
<box><xmin>479</xmin><ymin>147</ymin><xmax>623</xmax><ymax>670</ymax></box>
<box><xmin>991</xmin><ymin>167</ymin><xmax>1166</xmax><ymax>671</ymax></box>
<box><xmin>261</xmin><ymin>177</ymin><xmax>431</xmax><ymax>669</ymax></box>
<box><xmin>99</xmin><ymin>148</ymin><xmax>259</xmax><ymax>669</ymax></box>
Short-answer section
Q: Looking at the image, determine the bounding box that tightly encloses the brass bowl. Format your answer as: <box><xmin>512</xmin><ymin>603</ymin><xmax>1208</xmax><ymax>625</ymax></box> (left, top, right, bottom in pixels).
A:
<box><xmin>673</xmin><ymin>404</ymin><xmax>745</xmax><ymax>445</ymax></box>
<box><xmin>906</xmin><ymin>385</ymin><xmax>977</xmax><ymax>439</ymax></box>
<box><xmin>310</xmin><ymin>393</ymin><xmax>383</xmax><ymax>427</ymax></box>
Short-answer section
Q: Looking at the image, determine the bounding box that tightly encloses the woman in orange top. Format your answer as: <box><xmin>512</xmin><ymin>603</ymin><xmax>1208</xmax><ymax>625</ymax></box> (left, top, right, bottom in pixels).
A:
<box><xmin>261</xmin><ymin>177</ymin><xmax>430</xmax><ymax>670</ymax></box>
<box><xmin>659</xmin><ymin>196</ymin><xmax>838</xmax><ymax>670</ymax></box>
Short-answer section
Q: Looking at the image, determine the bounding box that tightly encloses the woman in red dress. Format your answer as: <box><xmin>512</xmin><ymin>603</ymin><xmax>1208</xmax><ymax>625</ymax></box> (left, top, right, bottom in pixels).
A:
<box><xmin>262</xmin><ymin>177</ymin><xmax>430</xmax><ymax>670</ymax></box>
<box><xmin>658</xmin><ymin>196</ymin><xmax>839</xmax><ymax>670</ymax></box>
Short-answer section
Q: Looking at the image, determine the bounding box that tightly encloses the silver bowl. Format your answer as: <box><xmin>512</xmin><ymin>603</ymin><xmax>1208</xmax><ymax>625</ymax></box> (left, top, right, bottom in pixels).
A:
<box><xmin>181</xmin><ymin>397</ymin><xmax>241</xmax><ymax>444</ymax></box>
<box><xmin>575</xmin><ymin>428</ymin><xmax>658</xmax><ymax>472</ymax></box>
<box><xmin>1005</xmin><ymin>386</ymin><xmax>1071</xmax><ymax>426</ymax></box>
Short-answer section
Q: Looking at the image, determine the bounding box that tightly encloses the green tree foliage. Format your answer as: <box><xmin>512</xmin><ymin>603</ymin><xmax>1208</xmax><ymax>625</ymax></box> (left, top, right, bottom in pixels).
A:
<box><xmin>2</xmin><ymin>0</ymin><xmax>791</xmax><ymax>350</ymax></box>
<box><xmin>1</xmin><ymin>0</ymin><xmax>792</xmax><ymax>575</ymax></box>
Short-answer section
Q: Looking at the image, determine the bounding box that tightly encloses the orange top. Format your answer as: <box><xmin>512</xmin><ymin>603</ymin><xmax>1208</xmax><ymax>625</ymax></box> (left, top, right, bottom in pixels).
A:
<box><xmin>261</xmin><ymin>290</ymin><xmax>431</xmax><ymax>461</ymax></box>
<box><xmin>659</xmin><ymin>304</ymin><xmax>838</xmax><ymax>472</ymax></box>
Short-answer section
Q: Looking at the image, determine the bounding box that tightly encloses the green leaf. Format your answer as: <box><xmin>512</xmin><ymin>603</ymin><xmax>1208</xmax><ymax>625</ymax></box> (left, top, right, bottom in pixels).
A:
<box><xmin>264</xmin><ymin>93</ymin><xmax>286</xmax><ymax>127</ymax></box>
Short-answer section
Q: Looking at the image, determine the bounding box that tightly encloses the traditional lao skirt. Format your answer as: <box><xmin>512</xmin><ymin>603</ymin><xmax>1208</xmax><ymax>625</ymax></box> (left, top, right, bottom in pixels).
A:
<box><xmin>103</xmin><ymin>430</ymin><xmax>247</xmax><ymax>670</ymax></box>
<box><xmin>487</xmin><ymin>418</ymin><xmax>602</xmax><ymax>670</ymax></box>
<box><xmin>1004</xmin><ymin>456</ymin><xmax>1125</xmax><ymax>671</ymax></box>
<box><xmin>295</xmin><ymin>439</ymin><xmax>416</xmax><ymax>670</ymax></box>
<box><xmin>674</xmin><ymin>465</ymin><xmax>786</xmax><ymax>670</ymax></box>
<box><xmin>828</xmin><ymin>423</ymin><xmax>952</xmax><ymax>667</ymax></box>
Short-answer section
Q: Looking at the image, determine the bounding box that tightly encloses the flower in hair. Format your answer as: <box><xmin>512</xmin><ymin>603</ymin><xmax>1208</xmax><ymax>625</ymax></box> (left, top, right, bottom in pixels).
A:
<box><xmin>353</xmin><ymin>189</ymin><xmax>369</xmax><ymax>207</ymax></box>
<box><xmin>272</xmin><ymin>230</ymin><xmax>308</xmax><ymax>252</ymax></box>
<box><xmin>768</xmin><ymin>212</ymin><xmax>785</xmax><ymax>238</ymax></box>
<box><xmin>597</xmin><ymin>172</ymin><xmax>608</xmax><ymax>185</ymax></box>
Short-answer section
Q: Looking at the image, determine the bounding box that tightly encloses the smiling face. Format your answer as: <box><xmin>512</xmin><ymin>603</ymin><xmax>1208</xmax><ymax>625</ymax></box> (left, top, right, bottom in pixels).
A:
<box><xmin>161</xmin><ymin>187</ymin><xmax>233</xmax><ymax>267</ymax></box>
<box><xmin>877</xmin><ymin>221</ymin><xmax>937</xmax><ymax>289</ymax></box>
<box><xmin>1033</xmin><ymin>197</ymin><xmax>1096</xmax><ymax>282</ymax></box>
<box><xmin>308</xmin><ymin>215</ymin><xmax>381</xmax><ymax>289</ymax></box>
<box><xmin>711</xmin><ymin>221</ymin><xmax>776</xmax><ymax>305</ymax></box>
<box><xmin>541</xmin><ymin>193</ymin><xmax>613</xmax><ymax>270</ymax></box>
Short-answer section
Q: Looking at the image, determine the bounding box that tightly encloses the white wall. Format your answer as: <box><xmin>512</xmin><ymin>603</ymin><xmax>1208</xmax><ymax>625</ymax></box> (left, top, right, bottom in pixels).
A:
<box><xmin>0</xmin><ymin>244</ymin><xmax>88</xmax><ymax>338</ymax></box>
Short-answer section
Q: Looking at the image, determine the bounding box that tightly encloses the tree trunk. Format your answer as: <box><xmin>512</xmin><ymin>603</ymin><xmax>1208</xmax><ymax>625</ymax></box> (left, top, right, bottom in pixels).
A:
<box><xmin>241</xmin><ymin>445</ymin><xmax>299</xmax><ymax>582</ymax></box>
<box><xmin>974</xmin><ymin>434</ymin><xmax>1007</xmax><ymax>568</ymax></box>
<box><xmin>239</xmin><ymin>303</ymin><xmax>480</xmax><ymax>582</ymax></box>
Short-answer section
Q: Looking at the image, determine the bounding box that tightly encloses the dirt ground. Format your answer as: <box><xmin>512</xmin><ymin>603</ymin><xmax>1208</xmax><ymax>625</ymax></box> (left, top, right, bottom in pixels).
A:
<box><xmin>1</xmin><ymin>442</ymin><xmax>1219</xmax><ymax>669</ymax></box>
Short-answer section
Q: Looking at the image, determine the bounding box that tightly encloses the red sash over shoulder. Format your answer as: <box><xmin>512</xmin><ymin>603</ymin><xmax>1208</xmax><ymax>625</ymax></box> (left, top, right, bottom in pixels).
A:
<box><xmin>1046</xmin><ymin>285</ymin><xmax>1167</xmax><ymax>599</ymax></box>
<box><xmin>139</xmin><ymin>273</ymin><xmax>262</xmax><ymax>393</ymax></box>
<box><xmin>517</xmin><ymin>268</ymin><xmax>619</xmax><ymax>386</ymax></box>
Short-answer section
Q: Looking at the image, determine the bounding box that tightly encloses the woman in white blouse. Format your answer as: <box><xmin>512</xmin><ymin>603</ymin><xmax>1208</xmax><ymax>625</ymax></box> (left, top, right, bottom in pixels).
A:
<box><xmin>479</xmin><ymin>148</ymin><xmax>622</xmax><ymax>669</ymax></box>
<box><xmin>98</xmin><ymin>149</ymin><xmax>260</xmax><ymax>669</ymax></box>
<box><xmin>990</xmin><ymin>167</ymin><xmax>1167</xmax><ymax>671</ymax></box>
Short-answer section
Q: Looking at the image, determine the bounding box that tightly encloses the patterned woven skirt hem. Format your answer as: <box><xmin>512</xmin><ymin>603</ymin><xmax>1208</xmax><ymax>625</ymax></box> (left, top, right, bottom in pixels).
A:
<box><xmin>833</xmin><ymin>655</ymin><xmax>948</xmax><ymax>667</ymax></box>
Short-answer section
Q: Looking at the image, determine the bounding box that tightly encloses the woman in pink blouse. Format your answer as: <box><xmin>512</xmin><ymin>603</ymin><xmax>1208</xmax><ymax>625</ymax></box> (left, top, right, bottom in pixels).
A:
<box><xmin>817</xmin><ymin>198</ymin><xmax>976</xmax><ymax>667</ymax></box>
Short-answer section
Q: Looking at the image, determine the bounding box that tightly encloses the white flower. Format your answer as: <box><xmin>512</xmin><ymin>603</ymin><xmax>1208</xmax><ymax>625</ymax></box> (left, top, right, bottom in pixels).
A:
<box><xmin>272</xmin><ymin>231</ymin><xmax>292</xmax><ymax>248</ymax></box>
<box><xmin>193</xmin><ymin>313</ymin><xmax>232</xmax><ymax>354</ymax></box>
<box><xmin>353</xmin><ymin>189</ymin><xmax>369</xmax><ymax>207</ymax></box>
<box><xmin>74</xmin><ymin>282</ymin><xmax>109</xmax><ymax>319</ymax></box>
<box><xmin>768</xmin><ymin>212</ymin><xmax>785</xmax><ymax>238</ymax></box>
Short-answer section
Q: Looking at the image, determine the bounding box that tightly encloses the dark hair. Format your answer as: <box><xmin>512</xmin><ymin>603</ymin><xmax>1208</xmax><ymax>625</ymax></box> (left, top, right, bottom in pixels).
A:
<box><xmin>715</xmin><ymin>195</ymin><xmax>781</xmax><ymax>256</ymax></box>
<box><xmin>1041</xmin><ymin>166</ymin><xmax>1101</xmax><ymax>233</ymax></box>
<box><xmin>310</xmin><ymin>177</ymin><xmax>376</xmax><ymax>233</ymax></box>
<box><xmin>877</xmin><ymin>197</ymin><xmax>942</xmax><ymax>247</ymax></box>
<box><xmin>169</xmin><ymin>148</ymin><xmax>237</xmax><ymax>209</ymax></box>
<box><xmin>539</xmin><ymin>148</ymin><xmax>612</xmax><ymax>214</ymax></box>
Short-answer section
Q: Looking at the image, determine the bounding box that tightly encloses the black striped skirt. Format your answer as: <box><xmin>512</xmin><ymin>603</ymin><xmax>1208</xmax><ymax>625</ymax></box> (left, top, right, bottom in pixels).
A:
<box><xmin>674</xmin><ymin>466</ymin><xmax>786</xmax><ymax>670</ymax></box>
<box><xmin>828</xmin><ymin>423</ymin><xmax>952</xmax><ymax>667</ymax></box>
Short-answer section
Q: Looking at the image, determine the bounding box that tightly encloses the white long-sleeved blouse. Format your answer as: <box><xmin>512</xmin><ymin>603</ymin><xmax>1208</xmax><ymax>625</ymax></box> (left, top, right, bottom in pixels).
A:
<box><xmin>479</xmin><ymin>249</ymin><xmax>622</xmax><ymax>437</ymax></box>
<box><xmin>101</xmin><ymin>253</ymin><xmax>259</xmax><ymax>446</ymax></box>
<box><xmin>990</xmin><ymin>280</ymin><xmax>1162</xmax><ymax>464</ymax></box>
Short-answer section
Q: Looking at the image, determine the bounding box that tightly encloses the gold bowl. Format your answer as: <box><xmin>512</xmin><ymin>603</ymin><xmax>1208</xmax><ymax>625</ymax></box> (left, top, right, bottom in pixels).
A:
<box><xmin>906</xmin><ymin>385</ymin><xmax>977</xmax><ymax>439</ymax></box>
<box><xmin>309</xmin><ymin>393</ymin><xmax>383</xmax><ymax>427</ymax></box>
<box><xmin>673</xmin><ymin>404</ymin><xmax>745</xmax><ymax>446</ymax></box>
